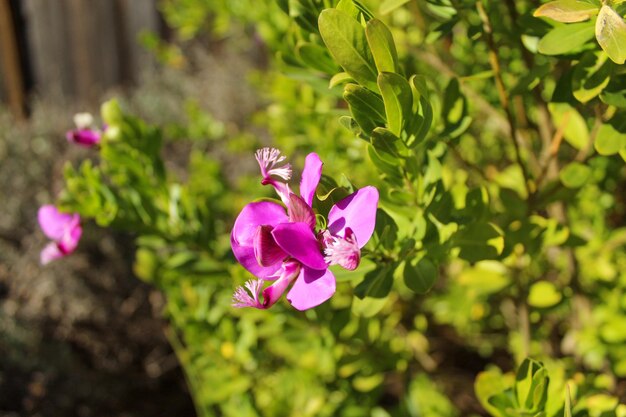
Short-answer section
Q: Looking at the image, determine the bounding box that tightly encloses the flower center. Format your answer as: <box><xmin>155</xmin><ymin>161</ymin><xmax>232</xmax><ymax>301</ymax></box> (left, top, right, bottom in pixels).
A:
<box><xmin>323</xmin><ymin>227</ymin><xmax>360</xmax><ymax>271</ymax></box>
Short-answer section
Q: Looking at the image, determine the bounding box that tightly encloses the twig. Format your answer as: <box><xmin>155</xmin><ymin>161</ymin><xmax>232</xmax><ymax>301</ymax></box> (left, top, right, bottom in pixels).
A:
<box><xmin>476</xmin><ymin>2</ymin><xmax>533</xmax><ymax>198</ymax></box>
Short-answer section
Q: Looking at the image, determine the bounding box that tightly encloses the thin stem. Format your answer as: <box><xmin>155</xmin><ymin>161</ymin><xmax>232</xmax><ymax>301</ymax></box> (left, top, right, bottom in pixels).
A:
<box><xmin>476</xmin><ymin>2</ymin><xmax>533</xmax><ymax>198</ymax></box>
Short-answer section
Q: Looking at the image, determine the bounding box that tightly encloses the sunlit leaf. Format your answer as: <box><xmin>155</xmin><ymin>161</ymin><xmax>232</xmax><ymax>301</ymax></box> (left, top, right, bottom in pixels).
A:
<box><xmin>595</xmin><ymin>5</ymin><xmax>626</xmax><ymax>64</ymax></box>
<box><xmin>537</xmin><ymin>22</ymin><xmax>595</xmax><ymax>55</ymax></box>
<box><xmin>559</xmin><ymin>162</ymin><xmax>592</xmax><ymax>188</ymax></box>
<box><xmin>534</xmin><ymin>0</ymin><xmax>599</xmax><ymax>23</ymax></box>
<box><xmin>528</xmin><ymin>281</ymin><xmax>562</xmax><ymax>308</ymax></box>
<box><xmin>319</xmin><ymin>8</ymin><xmax>379</xmax><ymax>90</ymax></box>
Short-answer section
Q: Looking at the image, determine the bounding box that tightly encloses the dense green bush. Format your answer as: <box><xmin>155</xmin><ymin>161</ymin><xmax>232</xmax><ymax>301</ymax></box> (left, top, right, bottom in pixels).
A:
<box><xmin>41</xmin><ymin>0</ymin><xmax>626</xmax><ymax>415</ymax></box>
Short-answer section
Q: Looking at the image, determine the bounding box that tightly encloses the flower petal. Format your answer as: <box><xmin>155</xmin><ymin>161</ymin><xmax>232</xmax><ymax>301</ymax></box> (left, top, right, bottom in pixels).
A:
<box><xmin>287</xmin><ymin>267</ymin><xmax>336</xmax><ymax>310</ymax></box>
<box><xmin>328</xmin><ymin>186</ymin><xmax>379</xmax><ymax>248</ymax></box>
<box><xmin>288</xmin><ymin>193</ymin><xmax>316</xmax><ymax>229</ymax></box>
<box><xmin>66</xmin><ymin>129</ymin><xmax>101</xmax><ymax>147</ymax></box>
<box><xmin>261</xmin><ymin>260</ymin><xmax>301</xmax><ymax>308</ymax></box>
<box><xmin>40</xmin><ymin>242</ymin><xmax>64</xmax><ymax>265</ymax></box>
<box><xmin>300</xmin><ymin>153</ymin><xmax>323</xmax><ymax>207</ymax></box>
<box><xmin>231</xmin><ymin>201</ymin><xmax>288</xmax><ymax>278</ymax></box>
<box><xmin>253</xmin><ymin>225</ymin><xmax>287</xmax><ymax>267</ymax></box>
<box><xmin>38</xmin><ymin>205</ymin><xmax>78</xmax><ymax>241</ymax></box>
<box><xmin>58</xmin><ymin>223</ymin><xmax>82</xmax><ymax>254</ymax></box>
<box><xmin>271</xmin><ymin>222</ymin><xmax>327</xmax><ymax>270</ymax></box>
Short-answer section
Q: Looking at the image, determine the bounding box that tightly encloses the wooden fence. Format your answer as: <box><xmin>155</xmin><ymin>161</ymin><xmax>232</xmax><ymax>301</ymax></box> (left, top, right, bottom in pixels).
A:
<box><xmin>0</xmin><ymin>0</ymin><xmax>161</xmax><ymax>119</ymax></box>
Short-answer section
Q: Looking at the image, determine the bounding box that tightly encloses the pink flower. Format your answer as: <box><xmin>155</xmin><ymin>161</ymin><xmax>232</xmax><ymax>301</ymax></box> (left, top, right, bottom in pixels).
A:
<box><xmin>66</xmin><ymin>113</ymin><xmax>102</xmax><ymax>147</ymax></box>
<box><xmin>231</xmin><ymin>148</ymin><xmax>378</xmax><ymax>311</ymax></box>
<box><xmin>37</xmin><ymin>205</ymin><xmax>82</xmax><ymax>265</ymax></box>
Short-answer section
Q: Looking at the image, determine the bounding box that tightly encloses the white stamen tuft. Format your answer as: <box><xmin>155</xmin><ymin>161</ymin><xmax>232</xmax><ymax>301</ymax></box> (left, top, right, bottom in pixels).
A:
<box><xmin>324</xmin><ymin>230</ymin><xmax>360</xmax><ymax>271</ymax></box>
<box><xmin>232</xmin><ymin>279</ymin><xmax>264</xmax><ymax>308</ymax></box>
<box><xmin>255</xmin><ymin>147</ymin><xmax>292</xmax><ymax>181</ymax></box>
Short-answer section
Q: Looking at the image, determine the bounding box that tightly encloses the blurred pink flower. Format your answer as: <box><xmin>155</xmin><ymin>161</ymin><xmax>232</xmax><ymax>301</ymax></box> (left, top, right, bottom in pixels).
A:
<box><xmin>66</xmin><ymin>112</ymin><xmax>102</xmax><ymax>147</ymax></box>
<box><xmin>231</xmin><ymin>148</ymin><xmax>378</xmax><ymax>311</ymax></box>
<box><xmin>38</xmin><ymin>205</ymin><xmax>82</xmax><ymax>265</ymax></box>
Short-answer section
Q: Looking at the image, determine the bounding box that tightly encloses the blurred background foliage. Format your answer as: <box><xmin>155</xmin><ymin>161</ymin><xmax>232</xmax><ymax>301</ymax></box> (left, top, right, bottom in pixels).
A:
<box><xmin>3</xmin><ymin>0</ymin><xmax>626</xmax><ymax>416</ymax></box>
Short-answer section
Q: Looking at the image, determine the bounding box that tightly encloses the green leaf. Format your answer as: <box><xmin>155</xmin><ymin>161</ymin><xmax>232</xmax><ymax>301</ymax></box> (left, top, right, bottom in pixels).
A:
<box><xmin>595</xmin><ymin>5</ymin><xmax>626</xmax><ymax>64</ymax></box>
<box><xmin>343</xmin><ymin>83</ymin><xmax>387</xmax><ymax>134</ymax></box>
<box><xmin>367</xmin><ymin>144</ymin><xmax>403</xmax><ymax>183</ymax></box>
<box><xmin>371</xmin><ymin>127</ymin><xmax>400</xmax><ymax>157</ymax></box>
<box><xmin>537</xmin><ymin>22</ymin><xmax>595</xmax><ymax>55</ymax></box>
<box><xmin>559</xmin><ymin>162</ymin><xmax>592</xmax><ymax>188</ymax></box>
<box><xmin>564</xmin><ymin>385</ymin><xmax>572</xmax><ymax>417</ymax></box>
<box><xmin>408</xmin><ymin>75</ymin><xmax>433</xmax><ymax>144</ymax></box>
<box><xmin>515</xmin><ymin>359</ymin><xmax>548</xmax><ymax>411</ymax></box>
<box><xmin>595</xmin><ymin>118</ymin><xmax>626</xmax><ymax>155</ymax></box>
<box><xmin>319</xmin><ymin>9</ymin><xmax>379</xmax><ymax>91</ymax></box>
<box><xmin>547</xmin><ymin>103</ymin><xmax>590</xmax><ymax>149</ymax></box>
<box><xmin>380</xmin><ymin>0</ymin><xmax>411</xmax><ymax>15</ymax></box>
<box><xmin>377</xmin><ymin>72</ymin><xmax>413</xmax><ymax>137</ymax></box>
<box><xmin>329</xmin><ymin>72</ymin><xmax>353</xmax><ymax>88</ymax></box>
<box><xmin>297</xmin><ymin>42</ymin><xmax>339</xmax><ymax>73</ymax></box>
<box><xmin>403</xmin><ymin>257</ymin><xmax>438</xmax><ymax>294</ymax></box>
<box><xmin>475</xmin><ymin>369</ymin><xmax>513</xmax><ymax>417</ymax></box>
<box><xmin>528</xmin><ymin>281</ymin><xmax>563</xmax><ymax>308</ymax></box>
<box><xmin>354</xmin><ymin>265</ymin><xmax>394</xmax><ymax>299</ymax></box>
<box><xmin>572</xmin><ymin>52</ymin><xmax>612</xmax><ymax>103</ymax></box>
<box><xmin>440</xmin><ymin>78</ymin><xmax>472</xmax><ymax>139</ymax></box>
<box><xmin>365</xmin><ymin>19</ymin><xmax>399</xmax><ymax>73</ymax></box>
<box><xmin>453</xmin><ymin>222</ymin><xmax>504</xmax><ymax>263</ymax></box>
<box><xmin>533</xmin><ymin>0</ymin><xmax>599</xmax><ymax>23</ymax></box>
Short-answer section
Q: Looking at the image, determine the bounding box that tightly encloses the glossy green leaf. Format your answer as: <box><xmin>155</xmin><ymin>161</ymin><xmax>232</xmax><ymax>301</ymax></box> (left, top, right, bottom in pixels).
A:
<box><xmin>537</xmin><ymin>22</ymin><xmax>595</xmax><ymax>55</ymax></box>
<box><xmin>559</xmin><ymin>162</ymin><xmax>592</xmax><ymax>188</ymax></box>
<box><xmin>365</xmin><ymin>19</ymin><xmax>399</xmax><ymax>73</ymax></box>
<box><xmin>370</xmin><ymin>127</ymin><xmax>400</xmax><ymax>157</ymax></box>
<box><xmin>319</xmin><ymin>8</ymin><xmax>379</xmax><ymax>91</ymax></box>
<box><xmin>453</xmin><ymin>222</ymin><xmax>504</xmax><ymax>263</ymax></box>
<box><xmin>548</xmin><ymin>103</ymin><xmax>590</xmax><ymax>149</ymax></box>
<box><xmin>380</xmin><ymin>0</ymin><xmax>411</xmax><ymax>14</ymax></box>
<box><xmin>329</xmin><ymin>72</ymin><xmax>353</xmax><ymax>88</ymax></box>
<box><xmin>403</xmin><ymin>257</ymin><xmax>438</xmax><ymax>294</ymax></box>
<box><xmin>475</xmin><ymin>369</ymin><xmax>513</xmax><ymax>417</ymax></box>
<box><xmin>343</xmin><ymin>83</ymin><xmax>386</xmax><ymax>134</ymax></box>
<box><xmin>534</xmin><ymin>0</ymin><xmax>599</xmax><ymax>23</ymax></box>
<box><xmin>516</xmin><ymin>359</ymin><xmax>549</xmax><ymax>412</ymax></box>
<box><xmin>297</xmin><ymin>42</ymin><xmax>339</xmax><ymax>74</ymax></box>
<box><xmin>572</xmin><ymin>52</ymin><xmax>612</xmax><ymax>103</ymax></box>
<box><xmin>378</xmin><ymin>72</ymin><xmax>413</xmax><ymax>137</ymax></box>
<box><xmin>408</xmin><ymin>75</ymin><xmax>433</xmax><ymax>144</ymax></box>
<box><xmin>528</xmin><ymin>281</ymin><xmax>563</xmax><ymax>308</ymax></box>
<box><xmin>354</xmin><ymin>265</ymin><xmax>394</xmax><ymax>299</ymax></box>
<box><xmin>595</xmin><ymin>5</ymin><xmax>626</xmax><ymax>64</ymax></box>
<box><xmin>595</xmin><ymin>119</ymin><xmax>626</xmax><ymax>155</ymax></box>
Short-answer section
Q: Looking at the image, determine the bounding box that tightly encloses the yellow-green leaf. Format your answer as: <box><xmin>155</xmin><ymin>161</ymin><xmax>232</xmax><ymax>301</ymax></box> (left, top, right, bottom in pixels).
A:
<box><xmin>538</xmin><ymin>22</ymin><xmax>595</xmax><ymax>55</ymax></box>
<box><xmin>319</xmin><ymin>8</ymin><xmax>379</xmax><ymax>90</ymax></box>
<box><xmin>595</xmin><ymin>5</ymin><xmax>626</xmax><ymax>64</ymax></box>
<box><xmin>534</xmin><ymin>0</ymin><xmax>599</xmax><ymax>23</ymax></box>
<box><xmin>365</xmin><ymin>19</ymin><xmax>399</xmax><ymax>73</ymax></box>
<box><xmin>528</xmin><ymin>281</ymin><xmax>562</xmax><ymax>308</ymax></box>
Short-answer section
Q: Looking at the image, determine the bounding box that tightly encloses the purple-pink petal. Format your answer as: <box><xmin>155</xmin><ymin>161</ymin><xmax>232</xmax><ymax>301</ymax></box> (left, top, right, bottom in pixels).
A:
<box><xmin>271</xmin><ymin>222</ymin><xmax>327</xmax><ymax>270</ymax></box>
<box><xmin>58</xmin><ymin>223</ymin><xmax>82</xmax><ymax>254</ymax></box>
<box><xmin>66</xmin><ymin>128</ymin><xmax>101</xmax><ymax>147</ymax></box>
<box><xmin>38</xmin><ymin>205</ymin><xmax>78</xmax><ymax>241</ymax></box>
<box><xmin>231</xmin><ymin>201</ymin><xmax>288</xmax><ymax>278</ymax></box>
<box><xmin>328</xmin><ymin>186</ymin><xmax>379</xmax><ymax>248</ymax></box>
<box><xmin>261</xmin><ymin>260</ymin><xmax>301</xmax><ymax>308</ymax></box>
<box><xmin>287</xmin><ymin>267</ymin><xmax>336</xmax><ymax>310</ymax></box>
<box><xmin>40</xmin><ymin>242</ymin><xmax>64</xmax><ymax>265</ymax></box>
<box><xmin>288</xmin><ymin>193</ymin><xmax>316</xmax><ymax>229</ymax></box>
<box><xmin>253</xmin><ymin>225</ymin><xmax>287</xmax><ymax>267</ymax></box>
<box><xmin>300</xmin><ymin>153</ymin><xmax>323</xmax><ymax>207</ymax></box>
